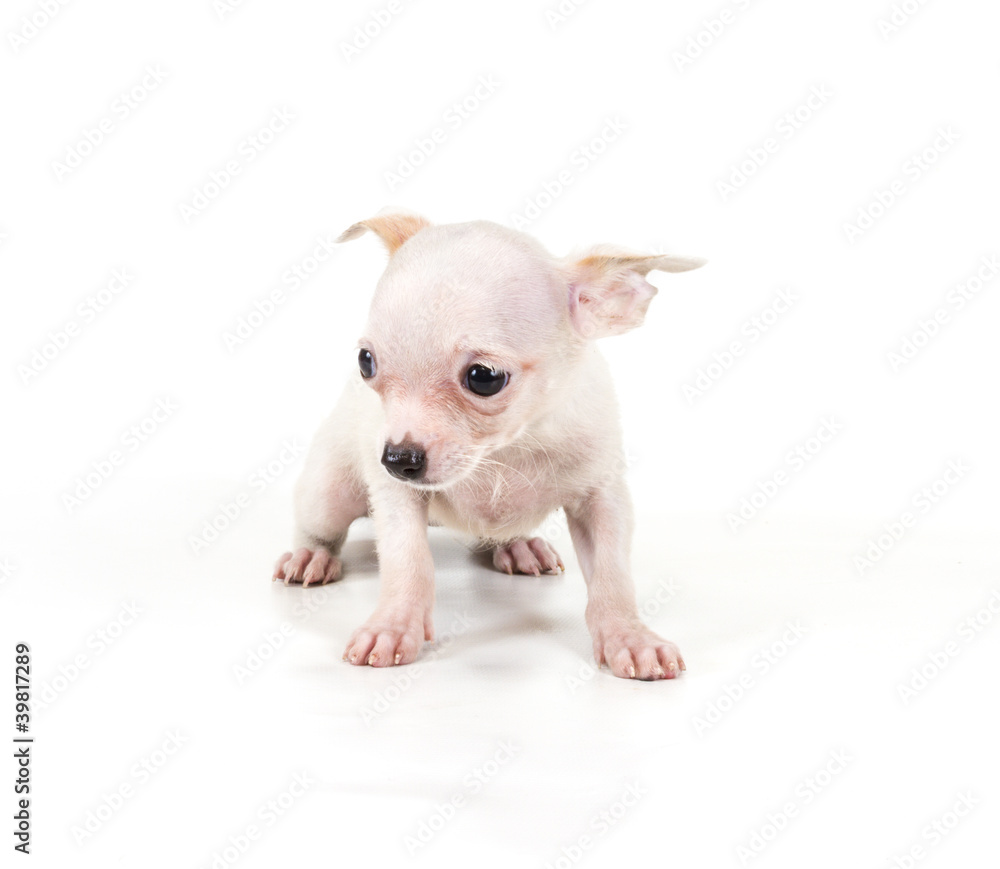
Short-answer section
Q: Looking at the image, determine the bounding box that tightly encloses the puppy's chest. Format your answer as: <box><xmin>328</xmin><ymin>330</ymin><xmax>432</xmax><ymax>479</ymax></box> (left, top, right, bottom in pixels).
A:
<box><xmin>430</xmin><ymin>459</ymin><xmax>561</xmax><ymax>539</ymax></box>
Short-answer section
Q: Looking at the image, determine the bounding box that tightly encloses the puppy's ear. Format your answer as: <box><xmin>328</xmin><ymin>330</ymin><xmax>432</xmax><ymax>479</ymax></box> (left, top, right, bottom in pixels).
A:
<box><xmin>564</xmin><ymin>246</ymin><xmax>706</xmax><ymax>339</ymax></box>
<box><xmin>337</xmin><ymin>210</ymin><xmax>432</xmax><ymax>255</ymax></box>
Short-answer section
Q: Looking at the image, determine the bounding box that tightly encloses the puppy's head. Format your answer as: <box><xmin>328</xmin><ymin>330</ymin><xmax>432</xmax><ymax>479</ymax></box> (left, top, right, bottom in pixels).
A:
<box><xmin>340</xmin><ymin>210</ymin><xmax>704</xmax><ymax>489</ymax></box>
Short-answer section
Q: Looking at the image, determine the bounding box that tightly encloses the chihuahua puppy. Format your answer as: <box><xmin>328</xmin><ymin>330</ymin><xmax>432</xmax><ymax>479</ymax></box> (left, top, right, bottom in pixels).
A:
<box><xmin>274</xmin><ymin>211</ymin><xmax>704</xmax><ymax>680</ymax></box>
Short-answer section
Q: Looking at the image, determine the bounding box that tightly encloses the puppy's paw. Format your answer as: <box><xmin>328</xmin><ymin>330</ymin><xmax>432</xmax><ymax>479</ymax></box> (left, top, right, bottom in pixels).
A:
<box><xmin>273</xmin><ymin>548</ymin><xmax>342</xmax><ymax>587</ymax></box>
<box><xmin>492</xmin><ymin>538</ymin><xmax>564</xmax><ymax>576</ymax></box>
<box><xmin>343</xmin><ymin>608</ymin><xmax>432</xmax><ymax>668</ymax></box>
<box><xmin>589</xmin><ymin>617</ymin><xmax>685</xmax><ymax>681</ymax></box>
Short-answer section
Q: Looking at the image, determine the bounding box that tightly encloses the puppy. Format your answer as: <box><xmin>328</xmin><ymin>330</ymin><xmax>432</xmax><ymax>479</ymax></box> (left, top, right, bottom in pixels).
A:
<box><xmin>274</xmin><ymin>211</ymin><xmax>704</xmax><ymax>680</ymax></box>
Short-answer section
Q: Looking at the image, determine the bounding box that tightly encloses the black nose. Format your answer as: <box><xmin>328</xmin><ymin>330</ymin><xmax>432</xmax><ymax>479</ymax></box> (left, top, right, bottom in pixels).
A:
<box><xmin>381</xmin><ymin>443</ymin><xmax>427</xmax><ymax>481</ymax></box>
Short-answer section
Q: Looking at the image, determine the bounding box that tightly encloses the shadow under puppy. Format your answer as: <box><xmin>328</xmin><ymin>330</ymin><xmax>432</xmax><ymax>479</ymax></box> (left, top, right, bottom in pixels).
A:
<box><xmin>274</xmin><ymin>211</ymin><xmax>704</xmax><ymax>680</ymax></box>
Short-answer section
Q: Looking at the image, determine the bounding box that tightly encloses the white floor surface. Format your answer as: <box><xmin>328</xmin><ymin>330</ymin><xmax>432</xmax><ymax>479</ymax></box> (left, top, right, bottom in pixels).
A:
<box><xmin>4</xmin><ymin>486</ymin><xmax>997</xmax><ymax>868</ymax></box>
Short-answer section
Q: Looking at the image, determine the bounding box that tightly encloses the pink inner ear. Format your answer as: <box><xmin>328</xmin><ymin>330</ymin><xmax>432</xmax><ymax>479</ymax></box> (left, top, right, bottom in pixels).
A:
<box><xmin>567</xmin><ymin>281</ymin><xmax>586</xmax><ymax>332</ymax></box>
<box><xmin>567</xmin><ymin>282</ymin><xmax>580</xmax><ymax>312</ymax></box>
<box><xmin>567</xmin><ymin>281</ymin><xmax>605</xmax><ymax>339</ymax></box>
<box><xmin>570</xmin><ymin>271</ymin><xmax>658</xmax><ymax>339</ymax></box>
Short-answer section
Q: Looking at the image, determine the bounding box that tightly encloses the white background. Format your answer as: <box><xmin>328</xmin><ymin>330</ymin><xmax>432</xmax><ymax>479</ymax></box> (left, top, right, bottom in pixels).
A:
<box><xmin>2</xmin><ymin>0</ymin><xmax>998</xmax><ymax>867</ymax></box>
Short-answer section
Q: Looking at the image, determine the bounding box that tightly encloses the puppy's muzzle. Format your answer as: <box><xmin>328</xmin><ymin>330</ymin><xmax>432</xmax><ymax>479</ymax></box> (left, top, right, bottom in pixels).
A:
<box><xmin>381</xmin><ymin>442</ymin><xmax>427</xmax><ymax>481</ymax></box>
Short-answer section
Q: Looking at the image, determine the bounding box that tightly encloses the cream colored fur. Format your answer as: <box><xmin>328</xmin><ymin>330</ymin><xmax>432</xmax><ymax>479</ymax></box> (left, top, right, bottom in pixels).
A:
<box><xmin>274</xmin><ymin>211</ymin><xmax>704</xmax><ymax>680</ymax></box>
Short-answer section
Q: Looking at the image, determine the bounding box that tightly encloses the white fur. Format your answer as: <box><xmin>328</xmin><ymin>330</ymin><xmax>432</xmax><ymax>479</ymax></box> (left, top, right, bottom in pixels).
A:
<box><xmin>274</xmin><ymin>213</ymin><xmax>704</xmax><ymax>680</ymax></box>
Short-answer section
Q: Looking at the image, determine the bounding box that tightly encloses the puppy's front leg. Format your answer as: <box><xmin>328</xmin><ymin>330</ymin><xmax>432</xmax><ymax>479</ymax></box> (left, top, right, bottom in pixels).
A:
<box><xmin>343</xmin><ymin>484</ymin><xmax>435</xmax><ymax>667</ymax></box>
<box><xmin>566</xmin><ymin>482</ymin><xmax>685</xmax><ymax>681</ymax></box>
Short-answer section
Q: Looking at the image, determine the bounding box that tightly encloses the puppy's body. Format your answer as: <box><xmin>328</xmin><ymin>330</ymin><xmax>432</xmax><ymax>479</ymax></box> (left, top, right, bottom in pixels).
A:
<box><xmin>276</xmin><ymin>214</ymin><xmax>704</xmax><ymax>680</ymax></box>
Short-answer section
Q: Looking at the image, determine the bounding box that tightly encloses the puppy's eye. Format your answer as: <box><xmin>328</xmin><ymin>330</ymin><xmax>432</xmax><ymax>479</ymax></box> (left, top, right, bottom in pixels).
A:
<box><xmin>358</xmin><ymin>349</ymin><xmax>376</xmax><ymax>379</ymax></box>
<box><xmin>465</xmin><ymin>364</ymin><xmax>508</xmax><ymax>397</ymax></box>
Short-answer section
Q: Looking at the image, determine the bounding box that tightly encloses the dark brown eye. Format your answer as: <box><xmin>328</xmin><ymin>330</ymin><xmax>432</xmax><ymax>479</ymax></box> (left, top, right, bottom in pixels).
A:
<box><xmin>358</xmin><ymin>349</ymin><xmax>376</xmax><ymax>379</ymax></box>
<box><xmin>465</xmin><ymin>364</ymin><xmax>508</xmax><ymax>396</ymax></box>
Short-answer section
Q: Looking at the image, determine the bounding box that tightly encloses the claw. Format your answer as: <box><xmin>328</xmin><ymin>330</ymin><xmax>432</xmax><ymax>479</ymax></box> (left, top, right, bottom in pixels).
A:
<box><xmin>274</xmin><ymin>548</ymin><xmax>341</xmax><ymax>587</ymax></box>
<box><xmin>493</xmin><ymin>537</ymin><xmax>564</xmax><ymax>577</ymax></box>
<box><xmin>594</xmin><ymin>622</ymin><xmax>685</xmax><ymax>681</ymax></box>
